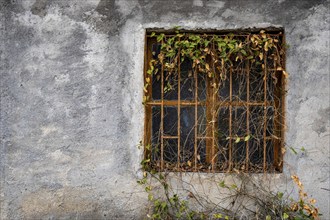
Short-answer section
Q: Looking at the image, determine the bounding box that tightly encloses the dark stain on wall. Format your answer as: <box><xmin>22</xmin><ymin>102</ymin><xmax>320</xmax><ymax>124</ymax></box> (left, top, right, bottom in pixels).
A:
<box><xmin>31</xmin><ymin>0</ymin><xmax>48</xmax><ymax>17</ymax></box>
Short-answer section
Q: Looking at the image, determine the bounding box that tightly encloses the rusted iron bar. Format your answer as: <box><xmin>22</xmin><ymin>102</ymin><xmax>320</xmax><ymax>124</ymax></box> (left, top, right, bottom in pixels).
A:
<box><xmin>263</xmin><ymin>52</ymin><xmax>268</xmax><ymax>172</ymax></box>
<box><xmin>146</xmin><ymin>100</ymin><xmax>273</xmax><ymax>107</ymax></box>
<box><xmin>228</xmin><ymin>65</ymin><xmax>233</xmax><ymax>171</ymax></box>
<box><xmin>246</xmin><ymin>61</ymin><xmax>250</xmax><ymax>171</ymax></box>
<box><xmin>160</xmin><ymin>39</ymin><xmax>164</xmax><ymax>170</ymax></box>
<box><xmin>162</xmin><ymin>136</ymin><xmax>179</xmax><ymax>139</ymax></box>
<box><xmin>177</xmin><ymin>48</ymin><xmax>181</xmax><ymax>169</ymax></box>
<box><xmin>194</xmin><ymin>67</ymin><xmax>198</xmax><ymax>171</ymax></box>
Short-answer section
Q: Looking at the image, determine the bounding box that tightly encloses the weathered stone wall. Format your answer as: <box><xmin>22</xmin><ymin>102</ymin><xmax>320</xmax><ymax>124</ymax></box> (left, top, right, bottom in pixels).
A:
<box><xmin>0</xmin><ymin>0</ymin><xmax>329</xmax><ymax>219</ymax></box>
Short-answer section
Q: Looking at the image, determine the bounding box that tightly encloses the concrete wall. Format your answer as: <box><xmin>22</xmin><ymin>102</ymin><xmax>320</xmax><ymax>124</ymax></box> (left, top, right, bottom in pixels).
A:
<box><xmin>0</xmin><ymin>0</ymin><xmax>329</xmax><ymax>219</ymax></box>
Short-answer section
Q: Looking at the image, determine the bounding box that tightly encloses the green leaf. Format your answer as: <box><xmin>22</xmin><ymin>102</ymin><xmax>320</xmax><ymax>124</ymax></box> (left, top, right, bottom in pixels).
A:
<box><xmin>150</xmin><ymin>32</ymin><xmax>156</xmax><ymax>37</ymax></box>
<box><xmin>241</xmin><ymin>49</ymin><xmax>247</xmax><ymax>56</ymax></box>
<box><xmin>219</xmin><ymin>181</ymin><xmax>226</xmax><ymax>188</ymax></box>
<box><xmin>283</xmin><ymin>213</ymin><xmax>289</xmax><ymax>219</ymax></box>
<box><xmin>289</xmin><ymin>147</ymin><xmax>297</xmax><ymax>155</ymax></box>
<box><xmin>213</xmin><ymin>213</ymin><xmax>223</xmax><ymax>219</ymax></box>
<box><xmin>244</xmin><ymin>135</ymin><xmax>251</xmax><ymax>141</ymax></box>
<box><xmin>230</xmin><ymin>184</ymin><xmax>237</xmax><ymax>189</ymax></box>
<box><xmin>277</xmin><ymin>192</ymin><xmax>283</xmax><ymax>199</ymax></box>
<box><xmin>266</xmin><ymin>215</ymin><xmax>271</xmax><ymax>220</ymax></box>
<box><xmin>157</xmin><ymin>33</ymin><xmax>165</xmax><ymax>42</ymax></box>
<box><xmin>145</xmin><ymin>186</ymin><xmax>151</xmax><ymax>192</ymax></box>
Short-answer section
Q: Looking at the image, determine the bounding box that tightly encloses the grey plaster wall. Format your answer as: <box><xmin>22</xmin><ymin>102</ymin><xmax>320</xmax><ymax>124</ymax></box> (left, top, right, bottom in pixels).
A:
<box><xmin>0</xmin><ymin>0</ymin><xmax>329</xmax><ymax>219</ymax></box>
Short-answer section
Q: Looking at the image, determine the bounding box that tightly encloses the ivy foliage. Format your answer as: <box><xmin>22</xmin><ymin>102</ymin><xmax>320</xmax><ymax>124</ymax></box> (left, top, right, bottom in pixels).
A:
<box><xmin>144</xmin><ymin>29</ymin><xmax>287</xmax><ymax>101</ymax></box>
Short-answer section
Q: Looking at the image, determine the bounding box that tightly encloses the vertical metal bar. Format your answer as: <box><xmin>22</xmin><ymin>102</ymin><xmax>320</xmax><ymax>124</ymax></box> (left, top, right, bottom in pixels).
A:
<box><xmin>211</xmin><ymin>42</ymin><xmax>215</xmax><ymax>171</ymax></box>
<box><xmin>177</xmin><ymin>47</ymin><xmax>181</xmax><ymax>169</ymax></box>
<box><xmin>228</xmin><ymin>64</ymin><xmax>233</xmax><ymax>172</ymax></box>
<box><xmin>246</xmin><ymin>59</ymin><xmax>250</xmax><ymax>172</ymax></box>
<box><xmin>205</xmin><ymin>70</ymin><xmax>213</xmax><ymax>165</ymax></box>
<box><xmin>279</xmin><ymin>33</ymin><xmax>286</xmax><ymax>172</ymax></box>
<box><xmin>194</xmin><ymin>64</ymin><xmax>198</xmax><ymax>171</ymax></box>
<box><xmin>263</xmin><ymin>51</ymin><xmax>267</xmax><ymax>172</ymax></box>
<box><xmin>144</xmin><ymin>36</ymin><xmax>153</xmax><ymax>164</ymax></box>
<box><xmin>160</xmin><ymin>39</ymin><xmax>164</xmax><ymax>170</ymax></box>
<box><xmin>273</xmin><ymin>47</ymin><xmax>280</xmax><ymax>171</ymax></box>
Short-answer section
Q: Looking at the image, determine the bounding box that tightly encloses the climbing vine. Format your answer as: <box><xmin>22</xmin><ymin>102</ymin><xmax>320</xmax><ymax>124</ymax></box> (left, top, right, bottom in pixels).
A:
<box><xmin>144</xmin><ymin>29</ymin><xmax>288</xmax><ymax>103</ymax></box>
<box><xmin>137</xmin><ymin>146</ymin><xmax>320</xmax><ymax>220</ymax></box>
<box><xmin>140</xmin><ymin>28</ymin><xmax>320</xmax><ymax>219</ymax></box>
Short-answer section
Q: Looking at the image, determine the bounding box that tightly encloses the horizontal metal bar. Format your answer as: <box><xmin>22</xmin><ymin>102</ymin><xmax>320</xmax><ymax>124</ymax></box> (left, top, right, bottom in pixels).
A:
<box><xmin>197</xmin><ymin>136</ymin><xmax>213</xmax><ymax>139</ymax></box>
<box><xmin>162</xmin><ymin>136</ymin><xmax>179</xmax><ymax>139</ymax></box>
<box><xmin>146</xmin><ymin>100</ymin><xmax>275</xmax><ymax>107</ymax></box>
<box><xmin>146</xmin><ymin>100</ymin><xmax>205</xmax><ymax>106</ymax></box>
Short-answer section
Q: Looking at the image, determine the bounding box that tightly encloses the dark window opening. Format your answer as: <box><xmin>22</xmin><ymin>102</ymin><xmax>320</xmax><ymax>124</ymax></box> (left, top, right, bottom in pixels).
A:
<box><xmin>144</xmin><ymin>29</ymin><xmax>286</xmax><ymax>173</ymax></box>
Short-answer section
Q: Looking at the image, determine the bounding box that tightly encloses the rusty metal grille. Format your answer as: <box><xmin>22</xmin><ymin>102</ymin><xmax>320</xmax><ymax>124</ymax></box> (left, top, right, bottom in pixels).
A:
<box><xmin>144</xmin><ymin>30</ymin><xmax>285</xmax><ymax>173</ymax></box>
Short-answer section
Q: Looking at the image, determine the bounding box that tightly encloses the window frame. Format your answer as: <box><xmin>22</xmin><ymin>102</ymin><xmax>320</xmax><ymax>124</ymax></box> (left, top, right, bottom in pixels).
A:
<box><xmin>143</xmin><ymin>28</ymin><xmax>286</xmax><ymax>173</ymax></box>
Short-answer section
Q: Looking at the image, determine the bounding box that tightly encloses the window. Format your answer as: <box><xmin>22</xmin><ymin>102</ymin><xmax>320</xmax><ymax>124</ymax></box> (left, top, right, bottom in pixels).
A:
<box><xmin>143</xmin><ymin>29</ymin><xmax>286</xmax><ymax>173</ymax></box>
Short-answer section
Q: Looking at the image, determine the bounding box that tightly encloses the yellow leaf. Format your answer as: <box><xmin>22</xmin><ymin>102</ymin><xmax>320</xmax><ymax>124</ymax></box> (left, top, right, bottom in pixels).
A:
<box><xmin>205</xmin><ymin>63</ymin><xmax>210</xmax><ymax>71</ymax></box>
<box><xmin>187</xmin><ymin>161</ymin><xmax>192</xmax><ymax>167</ymax></box>
<box><xmin>259</xmin><ymin>52</ymin><xmax>263</xmax><ymax>60</ymax></box>
<box><xmin>244</xmin><ymin>135</ymin><xmax>251</xmax><ymax>141</ymax></box>
<box><xmin>277</xmin><ymin>67</ymin><xmax>283</xmax><ymax>71</ymax></box>
<box><xmin>146</xmin><ymin>77</ymin><xmax>150</xmax><ymax>83</ymax></box>
<box><xmin>282</xmin><ymin>70</ymin><xmax>289</xmax><ymax>78</ymax></box>
<box><xmin>264</xmin><ymin>41</ymin><xmax>269</xmax><ymax>51</ymax></box>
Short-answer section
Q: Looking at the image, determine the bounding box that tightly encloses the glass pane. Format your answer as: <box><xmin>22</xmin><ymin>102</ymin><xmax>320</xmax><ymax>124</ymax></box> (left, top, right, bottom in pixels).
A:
<box><xmin>232</xmin><ymin>69</ymin><xmax>247</xmax><ymax>101</ymax></box>
<box><xmin>249</xmin><ymin>106</ymin><xmax>274</xmax><ymax>138</ymax></box>
<box><xmin>266</xmin><ymin>106</ymin><xmax>274</xmax><ymax>136</ymax></box>
<box><xmin>218</xmin><ymin>72</ymin><xmax>230</xmax><ymax>101</ymax></box>
<box><xmin>249</xmin><ymin>106</ymin><xmax>264</xmax><ymax>138</ymax></box>
<box><xmin>151</xmin><ymin>44</ymin><xmax>162</xmax><ymax>100</ymax></box>
<box><xmin>163</xmin><ymin>107</ymin><xmax>178</xmax><ymax>136</ymax></box>
<box><xmin>180</xmin><ymin>58</ymin><xmax>194</xmax><ymax>100</ymax></box>
<box><xmin>197</xmin><ymin>106</ymin><xmax>207</xmax><ymax>136</ymax></box>
<box><xmin>249</xmin><ymin>65</ymin><xmax>264</xmax><ymax>102</ymax></box>
<box><xmin>267</xmin><ymin>70</ymin><xmax>276</xmax><ymax>102</ymax></box>
<box><xmin>164</xmin><ymin>70</ymin><xmax>178</xmax><ymax>100</ymax></box>
<box><xmin>265</xmin><ymin>139</ymin><xmax>274</xmax><ymax>170</ymax></box>
<box><xmin>232</xmin><ymin>141</ymin><xmax>246</xmax><ymax>170</ymax></box>
<box><xmin>249</xmin><ymin>138</ymin><xmax>263</xmax><ymax>171</ymax></box>
<box><xmin>151</xmin><ymin>106</ymin><xmax>161</xmax><ymax>160</ymax></box>
<box><xmin>197</xmin><ymin>139</ymin><xmax>206</xmax><ymax>164</ymax></box>
<box><xmin>218</xmin><ymin>107</ymin><xmax>230</xmax><ymax>138</ymax></box>
<box><xmin>180</xmin><ymin>107</ymin><xmax>195</xmax><ymax>163</ymax></box>
<box><xmin>217</xmin><ymin>138</ymin><xmax>229</xmax><ymax>171</ymax></box>
<box><xmin>232</xmin><ymin>107</ymin><xmax>247</xmax><ymax>137</ymax></box>
<box><xmin>198</xmin><ymin>73</ymin><xmax>207</xmax><ymax>101</ymax></box>
<box><xmin>164</xmin><ymin>139</ymin><xmax>178</xmax><ymax>163</ymax></box>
